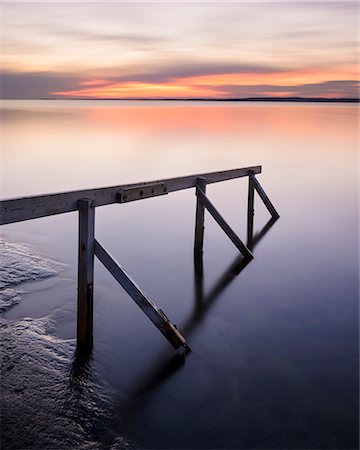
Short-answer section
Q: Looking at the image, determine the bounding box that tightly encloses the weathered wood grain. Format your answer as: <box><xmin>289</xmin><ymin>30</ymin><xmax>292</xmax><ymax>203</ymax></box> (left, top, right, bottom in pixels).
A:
<box><xmin>247</xmin><ymin>175</ymin><xmax>255</xmax><ymax>246</ymax></box>
<box><xmin>194</xmin><ymin>177</ymin><xmax>207</xmax><ymax>257</ymax></box>
<box><xmin>77</xmin><ymin>199</ymin><xmax>95</xmax><ymax>348</ymax></box>
<box><xmin>0</xmin><ymin>166</ymin><xmax>261</xmax><ymax>225</ymax></box>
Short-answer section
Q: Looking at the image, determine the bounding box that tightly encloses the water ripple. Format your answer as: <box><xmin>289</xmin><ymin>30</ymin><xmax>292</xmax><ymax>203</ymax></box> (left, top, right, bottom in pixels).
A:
<box><xmin>0</xmin><ymin>240</ymin><xmax>60</xmax><ymax>312</ymax></box>
<box><xmin>0</xmin><ymin>316</ymin><xmax>135</xmax><ymax>449</ymax></box>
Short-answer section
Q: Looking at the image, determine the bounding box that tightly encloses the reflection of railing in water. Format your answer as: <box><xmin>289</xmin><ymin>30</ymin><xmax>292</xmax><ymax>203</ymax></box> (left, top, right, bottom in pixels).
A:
<box><xmin>190</xmin><ymin>209</ymin><xmax>278</xmax><ymax>335</ymax></box>
<box><xmin>0</xmin><ymin>165</ymin><xmax>279</xmax><ymax>353</ymax></box>
<box><xmin>78</xmin><ymin>214</ymin><xmax>278</xmax><ymax>437</ymax></box>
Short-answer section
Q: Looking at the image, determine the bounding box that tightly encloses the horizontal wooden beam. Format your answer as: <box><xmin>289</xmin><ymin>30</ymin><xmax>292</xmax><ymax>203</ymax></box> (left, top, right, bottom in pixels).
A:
<box><xmin>94</xmin><ymin>239</ymin><xmax>189</xmax><ymax>351</ymax></box>
<box><xmin>0</xmin><ymin>166</ymin><xmax>261</xmax><ymax>225</ymax></box>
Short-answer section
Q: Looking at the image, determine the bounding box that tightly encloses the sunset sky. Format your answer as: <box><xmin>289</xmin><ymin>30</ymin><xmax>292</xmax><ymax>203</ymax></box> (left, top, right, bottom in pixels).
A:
<box><xmin>2</xmin><ymin>2</ymin><xmax>359</xmax><ymax>99</ymax></box>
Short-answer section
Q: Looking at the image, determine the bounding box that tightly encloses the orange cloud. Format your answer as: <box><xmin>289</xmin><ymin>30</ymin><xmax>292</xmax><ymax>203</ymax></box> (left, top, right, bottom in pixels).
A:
<box><xmin>180</xmin><ymin>65</ymin><xmax>358</xmax><ymax>87</ymax></box>
<box><xmin>51</xmin><ymin>65</ymin><xmax>359</xmax><ymax>99</ymax></box>
<box><xmin>51</xmin><ymin>81</ymin><xmax>225</xmax><ymax>98</ymax></box>
<box><xmin>79</xmin><ymin>79</ymin><xmax>108</xmax><ymax>86</ymax></box>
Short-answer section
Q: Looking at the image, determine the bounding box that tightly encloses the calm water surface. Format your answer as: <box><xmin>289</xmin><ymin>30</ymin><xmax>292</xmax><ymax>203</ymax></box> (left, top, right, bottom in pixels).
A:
<box><xmin>0</xmin><ymin>100</ymin><xmax>358</xmax><ymax>449</ymax></box>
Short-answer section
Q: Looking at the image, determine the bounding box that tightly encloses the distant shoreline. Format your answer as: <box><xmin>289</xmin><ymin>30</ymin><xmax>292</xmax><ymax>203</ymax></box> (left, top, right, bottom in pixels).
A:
<box><xmin>5</xmin><ymin>97</ymin><xmax>360</xmax><ymax>103</ymax></box>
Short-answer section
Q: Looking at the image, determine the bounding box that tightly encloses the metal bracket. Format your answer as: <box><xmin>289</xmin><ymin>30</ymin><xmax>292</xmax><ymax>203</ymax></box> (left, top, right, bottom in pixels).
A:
<box><xmin>117</xmin><ymin>183</ymin><xmax>168</xmax><ymax>203</ymax></box>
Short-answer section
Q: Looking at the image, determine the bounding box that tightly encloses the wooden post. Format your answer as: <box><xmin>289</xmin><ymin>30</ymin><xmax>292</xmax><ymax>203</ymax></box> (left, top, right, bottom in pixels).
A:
<box><xmin>247</xmin><ymin>173</ymin><xmax>255</xmax><ymax>247</ymax></box>
<box><xmin>194</xmin><ymin>177</ymin><xmax>207</xmax><ymax>257</ymax></box>
<box><xmin>77</xmin><ymin>199</ymin><xmax>95</xmax><ymax>349</ymax></box>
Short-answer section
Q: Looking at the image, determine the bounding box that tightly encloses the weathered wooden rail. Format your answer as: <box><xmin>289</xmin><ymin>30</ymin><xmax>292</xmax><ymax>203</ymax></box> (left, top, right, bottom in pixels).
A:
<box><xmin>0</xmin><ymin>166</ymin><xmax>279</xmax><ymax>352</ymax></box>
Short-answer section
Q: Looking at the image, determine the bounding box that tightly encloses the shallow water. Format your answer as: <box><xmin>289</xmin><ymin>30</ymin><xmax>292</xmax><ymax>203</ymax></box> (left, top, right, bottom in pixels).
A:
<box><xmin>1</xmin><ymin>100</ymin><xmax>358</xmax><ymax>449</ymax></box>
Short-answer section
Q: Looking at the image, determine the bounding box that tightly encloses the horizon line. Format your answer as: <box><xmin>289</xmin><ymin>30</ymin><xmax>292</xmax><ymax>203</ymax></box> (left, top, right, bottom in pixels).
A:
<box><xmin>4</xmin><ymin>96</ymin><xmax>359</xmax><ymax>103</ymax></box>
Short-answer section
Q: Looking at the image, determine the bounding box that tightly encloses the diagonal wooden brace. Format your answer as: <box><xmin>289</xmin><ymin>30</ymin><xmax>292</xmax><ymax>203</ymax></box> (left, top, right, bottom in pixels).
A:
<box><xmin>196</xmin><ymin>188</ymin><xmax>253</xmax><ymax>259</ymax></box>
<box><xmin>94</xmin><ymin>239</ymin><xmax>190</xmax><ymax>351</ymax></box>
<box><xmin>250</xmin><ymin>174</ymin><xmax>280</xmax><ymax>220</ymax></box>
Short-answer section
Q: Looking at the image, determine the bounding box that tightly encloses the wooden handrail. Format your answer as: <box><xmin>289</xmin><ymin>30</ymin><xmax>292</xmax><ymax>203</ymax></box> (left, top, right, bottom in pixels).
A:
<box><xmin>0</xmin><ymin>165</ymin><xmax>279</xmax><ymax>354</ymax></box>
<box><xmin>0</xmin><ymin>166</ymin><xmax>261</xmax><ymax>225</ymax></box>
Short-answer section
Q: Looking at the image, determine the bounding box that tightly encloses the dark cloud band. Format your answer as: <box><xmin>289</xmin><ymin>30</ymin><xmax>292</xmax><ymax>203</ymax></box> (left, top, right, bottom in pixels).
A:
<box><xmin>1</xmin><ymin>69</ymin><xmax>358</xmax><ymax>99</ymax></box>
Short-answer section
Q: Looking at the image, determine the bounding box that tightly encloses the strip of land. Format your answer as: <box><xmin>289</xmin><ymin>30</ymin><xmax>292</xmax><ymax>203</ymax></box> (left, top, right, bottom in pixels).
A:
<box><xmin>35</xmin><ymin>97</ymin><xmax>359</xmax><ymax>102</ymax></box>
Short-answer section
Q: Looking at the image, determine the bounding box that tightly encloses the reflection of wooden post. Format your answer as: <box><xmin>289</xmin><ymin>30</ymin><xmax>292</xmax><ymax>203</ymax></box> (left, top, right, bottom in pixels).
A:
<box><xmin>247</xmin><ymin>173</ymin><xmax>255</xmax><ymax>247</ymax></box>
<box><xmin>194</xmin><ymin>177</ymin><xmax>207</xmax><ymax>257</ymax></box>
<box><xmin>77</xmin><ymin>199</ymin><xmax>95</xmax><ymax>348</ymax></box>
<box><xmin>194</xmin><ymin>251</ymin><xmax>204</xmax><ymax>312</ymax></box>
